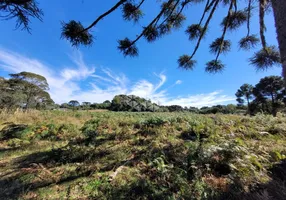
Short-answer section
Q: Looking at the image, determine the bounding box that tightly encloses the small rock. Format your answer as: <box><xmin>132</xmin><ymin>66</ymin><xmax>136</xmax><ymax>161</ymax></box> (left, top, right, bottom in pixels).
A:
<box><xmin>259</xmin><ymin>132</ymin><xmax>269</xmax><ymax>136</ymax></box>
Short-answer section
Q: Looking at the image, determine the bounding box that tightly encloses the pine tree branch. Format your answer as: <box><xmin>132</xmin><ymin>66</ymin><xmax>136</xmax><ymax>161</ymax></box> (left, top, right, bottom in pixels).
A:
<box><xmin>156</xmin><ymin>0</ymin><xmax>180</xmax><ymax>28</ymax></box>
<box><xmin>234</xmin><ymin>0</ymin><xmax>237</xmax><ymax>13</ymax></box>
<box><xmin>215</xmin><ymin>0</ymin><xmax>234</xmax><ymax>61</ymax></box>
<box><xmin>136</xmin><ymin>0</ymin><xmax>146</xmax><ymax>10</ymax></box>
<box><xmin>128</xmin><ymin>0</ymin><xmax>175</xmax><ymax>47</ymax></box>
<box><xmin>205</xmin><ymin>0</ymin><xmax>216</xmax><ymax>12</ymax></box>
<box><xmin>81</xmin><ymin>0</ymin><xmax>127</xmax><ymax>33</ymax></box>
<box><xmin>8</xmin><ymin>0</ymin><xmax>32</xmax><ymax>5</ymax></box>
<box><xmin>259</xmin><ymin>0</ymin><xmax>267</xmax><ymax>50</ymax></box>
<box><xmin>246</xmin><ymin>0</ymin><xmax>252</xmax><ymax>36</ymax></box>
<box><xmin>198</xmin><ymin>0</ymin><xmax>211</xmax><ymax>25</ymax></box>
<box><xmin>190</xmin><ymin>0</ymin><xmax>220</xmax><ymax>59</ymax></box>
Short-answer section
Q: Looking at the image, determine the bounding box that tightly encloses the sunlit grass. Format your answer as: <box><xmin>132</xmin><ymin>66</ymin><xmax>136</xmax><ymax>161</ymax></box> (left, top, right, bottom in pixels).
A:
<box><xmin>0</xmin><ymin>110</ymin><xmax>285</xmax><ymax>199</ymax></box>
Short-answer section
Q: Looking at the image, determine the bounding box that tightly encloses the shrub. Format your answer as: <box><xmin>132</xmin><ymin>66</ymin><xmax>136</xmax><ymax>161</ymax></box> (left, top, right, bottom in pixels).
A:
<box><xmin>33</xmin><ymin>124</ymin><xmax>58</xmax><ymax>140</ymax></box>
<box><xmin>7</xmin><ymin>138</ymin><xmax>30</xmax><ymax>148</ymax></box>
<box><xmin>81</xmin><ymin>119</ymin><xmax>100</xmax><ymax>139</ymax></box>
<box><xmin>142</xmin><ymin>117</ymin><xmax>168</xmax><ymax>127</ymax></box>
<box><xmin>58</xmin><ymin>123</ymin><xmax>80</xmax><ymax>139</ymax></box>
<box><xmin>0</xmin><ymin>123</ymin><xmax>30</xmax><ymax>140</ymax></box>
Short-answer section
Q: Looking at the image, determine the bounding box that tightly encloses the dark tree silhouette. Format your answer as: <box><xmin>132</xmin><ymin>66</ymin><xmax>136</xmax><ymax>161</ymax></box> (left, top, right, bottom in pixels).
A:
<box><xmin>0</xmin><ymin>0</ymin><xmax>43</xmax><ymax>31</ymax></box>
<box><xmin>68</xmin><ymin>100</ymin><xmax>80</xmax><ymax>111</ymax></box>
<box><xmin>253</xmin><ymin>76</ymin><xmax>286</xmax><ymax>116</ymax></box>
<box><xmin>235</xmin><ymin>84</ymin><xmax>254</xmax><ymax>115</ymax></box>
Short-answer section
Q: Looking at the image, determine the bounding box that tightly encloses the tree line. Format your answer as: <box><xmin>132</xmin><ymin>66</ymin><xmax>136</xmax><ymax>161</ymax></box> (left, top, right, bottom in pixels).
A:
<box><xmin>1</xmin><ymin>72</ymin><xmax>285</xmax><ymax>116</ymax></box>
<box><xmin>59</xmin><ymin>76</ymin><xmax>286</xmax><ymax>116</ymax></box>
<box><xmin>59</xmin><ymin>97</ymin><xmax>240</xmax><ymax>114</ymax></box>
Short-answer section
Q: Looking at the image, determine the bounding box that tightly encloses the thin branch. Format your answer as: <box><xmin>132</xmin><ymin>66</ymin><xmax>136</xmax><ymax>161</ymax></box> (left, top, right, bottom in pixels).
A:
<box><xmin>234</xmin><ymin>0</ymin><xmax>237</xmax><ymax>13</ymax></box>
<box><xmin>136</xmin><ymin>0</ymin><xmax>146</xmax><ymax>10</ymax></box>
<box><xmin>190</xmin><ymin>0</ymin><xmax>220</xmax><ymax>59</ymax></box>
<box><xmin>215</xmin><ymin>0</ymin><xmax>234</xmax><ymax>61</ymax></box>
<box><xmin>198</xmin><ymin>0</ymin><xmax>210</xmax><ymax>25</ymax></box>
<box><xmin>128</xmin><ymin>0</ymin><xmax>174</xmax><ymax>46</ymax></box>
<box><xmin>171</xmin><ymin>1</ymin><xmax>187</xmax><ymax>24</ymax></box>
<box><xmin>81</xmin><ymin>0</ymin><xmax>127</xmax><ymax>33</ymax></box>
<box><xmin>9</xmin><ymin>0</ymin><xmax>32</xmax><ymax>5</ymax></box>
<box><xmin>156</xmin><ymin>0</ymin><xmax>188</xmax><ymax>31</ymax></box>
<box><xmin>205</xmin><ymin>0</ymin><xmax>216</xmax><ymax>11</ymax></box>
<box><xmin>246</xmin><ymin>0</ymin><xmax>252</xmax><ymax>36</ymax></box>
<box><xmin>157</xmin><ymin>0</ymin><xmax>180</xmax><ymax>27</ymax></box>
<box><xmin>259</xmin><ymin>0</ymin><xmax>267</xmax><ymax>49</ymax></box>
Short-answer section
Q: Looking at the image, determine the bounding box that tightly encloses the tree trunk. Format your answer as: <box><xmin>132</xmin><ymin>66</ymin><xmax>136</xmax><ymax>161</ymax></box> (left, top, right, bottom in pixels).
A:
<box><xmin>26</xmin><ymin>97</ymin><xmax>31</xmax><ymax>110</ymax></box>
<box><xmin>270</xmin><ymin>93</ymin><xmax>277</xmax><ymax>117</ymax></box>
<box><xmin>271</xmin><ymin>0</ymin><xmax>286</xmax><ymax>85</ymax></box>
<box><xmin>247</xmin><ymin>98</ymin><xmax>250</xmax><ymax>115</ymax></box>
<box><xmin>272</xmin><ymin>106</ymin><xmax>277</xmax><ymax>117</ymax></box>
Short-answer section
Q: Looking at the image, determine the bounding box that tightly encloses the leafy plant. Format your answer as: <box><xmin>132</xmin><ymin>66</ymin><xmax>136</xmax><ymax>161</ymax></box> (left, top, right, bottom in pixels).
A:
<box><xmin>81</xmin><ymin>119</ymin><xmax>100</xmax><ymax>139</ymax></box>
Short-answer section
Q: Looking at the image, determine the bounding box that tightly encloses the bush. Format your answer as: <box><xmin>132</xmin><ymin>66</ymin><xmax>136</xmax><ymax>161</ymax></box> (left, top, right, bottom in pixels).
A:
<box><xmin>0</xmin><ymin>123</ymin><xmax>30</xmax><ymax>140</ymax></box>
<box><xmin>33</xmin><ymin>124</ymin><xmax>57</xmax><ymax>140</ymax></box>
<box><xmin>58</xmin><ymin>123</ymin><xmax>80</xmax><ymax>139</ymax></box>
<box><xmin>81</xmin><ymin>119</ymin><xmax>100</xmax><ymax>139</ymax></box>
<box><xmin>7</xmin><ymin>138</ymin><xmax>30</xmax><ymax>148</ymax></box>
<box><xmin>142</xmin><ymin>117</ymin><xmax>168</xmax><ymax>127</ymax></box>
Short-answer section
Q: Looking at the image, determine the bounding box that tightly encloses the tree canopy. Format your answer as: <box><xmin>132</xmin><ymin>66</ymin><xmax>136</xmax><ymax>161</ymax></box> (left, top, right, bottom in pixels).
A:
<box><xmin>0</xmin><ymin>72</ymin><xmax>54</xmax><ymax>109</ymax></box>
<box><xmin>68</xmin><ymin>100</ymin><xmax>80</xmax><ymax>107</ymax></box>
<box><xmin>235</xmin><ymin>83</ymin><xmax>254</xmax><ymax>114</ymax></box>
<box><xmin>1</xmin><ymin>0</ymin><xmax>285</xmax><ymax>79</ymax></box>
<box><xmin>10</xmin><ymin>71</ymin><xmax>49</xmax><ymax>90</ymax></box>
<box><xmin>254</xmin><ymin>76</ymin><xmax>286</xmax><ymax>116</ymax></box>
<box><xmin>235</xmin><ymin>75</ymin><xmax>286</xmax><ymax>116</ymax></box>
<box><xmin>58</xmin><ymin>94</ymin><xmax>240</xmax><ymax>114</ymax></box>
<box><xmin>0</xmin><ymin>0</ymin><xmax>42</xmax><ymax>32</ymax></box>
<box><xmin>110</xmin><ymin>95</ymin><xmax>160</xmax><ymax>112</ymax></box>
<box><xmin>61</xmin><ymin>0</ymin><xmax>282</xmax><ymax>74</ymax></box>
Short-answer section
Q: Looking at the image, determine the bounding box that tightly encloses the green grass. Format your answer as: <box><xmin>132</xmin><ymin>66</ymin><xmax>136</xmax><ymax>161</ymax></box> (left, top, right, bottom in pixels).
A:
<box><xmin>0</xmin><ymin>111</ymin><xmax>285</xmax><ymax>199</ymax></box>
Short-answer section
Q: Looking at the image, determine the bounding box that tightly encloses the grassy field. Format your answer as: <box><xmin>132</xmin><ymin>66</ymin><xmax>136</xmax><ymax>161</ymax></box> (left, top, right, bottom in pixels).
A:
<box><xmin>0</xmin><ymin>110</ymin><xmax>286</xmax><ymax>199</ymax></box>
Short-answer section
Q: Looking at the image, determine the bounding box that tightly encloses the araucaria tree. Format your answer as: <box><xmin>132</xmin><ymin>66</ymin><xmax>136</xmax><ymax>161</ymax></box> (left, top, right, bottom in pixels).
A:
<box><xmin>68</xmin><ymin>100</ymin><xmax>80</xmax><ymax>111</ymax></box>
<box><xmin>0</xmin><ymin>0</ymin><xmax>42</xmax><ymax>32</ymax></box>
<box><xmin>253</xmin><ymin>76</ymin><xmax>286</xmax><ymax>116</ymax></box>
<box><xmin>61</xmin><ymin>0</ymin><xmax>282</xmax><ymax>75</ymax></box>
<box><xmin>1</xmin><ymin>1</ymin><xmax>285</xmax><ymax>80</ymax></box>
<box><xmin>235</xmin><ymin>84</ymin><xmax>254</xmax><ymax>115</ymax></box>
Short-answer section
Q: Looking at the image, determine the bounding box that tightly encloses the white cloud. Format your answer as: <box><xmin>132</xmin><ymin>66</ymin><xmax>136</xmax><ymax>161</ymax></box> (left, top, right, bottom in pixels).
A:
<box><xmin>61</xmin><ymin>51</ymin><xmax>95</xmax><ymax>81</ymax></box>
<box><xmin>153</xmin><ymin>72</ymin><xmax>167</xmax><ymax>92</ymax></box>
<box><xmin>0</xmin><ymin>48</ymin><xmax>235</xmax><ymax>107</ymax></box>
<box><xmin>0</xmin><ymin>48</ymin><xmax>93</xmax><ymax>103</ymax></box>
<box><xmin>129</xmin><ymin>72</ymin><xmax>167</xmax><ymax>100</ymax></box>
<box><xmin>162</xmin><ymin>91</ymin><xmax>235</xmax><ymax>108</ymax></box>
<box><xmin>175</xmin><ymin>80</ymin><xmax>182</xmax><ymax>85</ymax></box>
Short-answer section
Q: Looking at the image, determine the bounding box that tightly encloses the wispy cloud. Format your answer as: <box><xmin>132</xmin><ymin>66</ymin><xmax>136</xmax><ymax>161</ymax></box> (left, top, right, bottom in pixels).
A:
<box><xmin>0</xmin><ymin>48</ymin><xmax>93</xmax><ymax>103</ymax></box>
<box><xmin>0</xmin><ymin>48</ymin><xmax>235</xmax><ymax>107</ymax></box>
<box><xmin>61</xmin><ymin>51</ymin><xmax>95</xmax><ymax>81</ymax></box>
<box><xmin>175</xmin><ymin>80</ymin><xmax>182</xmax><ymax>85</ymax></box>
<box><xmin>162</xmin><ymin>91</ymin><xmax>235</xmax><ymax>108</ymax></box>
<box><xmin>129</xmin><ymin>72</ymin><xmax>167</xmax><ymax>100</ymax></box>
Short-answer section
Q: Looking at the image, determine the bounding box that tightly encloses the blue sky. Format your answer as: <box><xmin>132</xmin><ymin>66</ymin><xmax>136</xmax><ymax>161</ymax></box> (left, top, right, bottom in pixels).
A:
<box><xmin>0</xmin><ymin>0</ymin><xmax>281</xmax><ymax>107</ymax></box>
